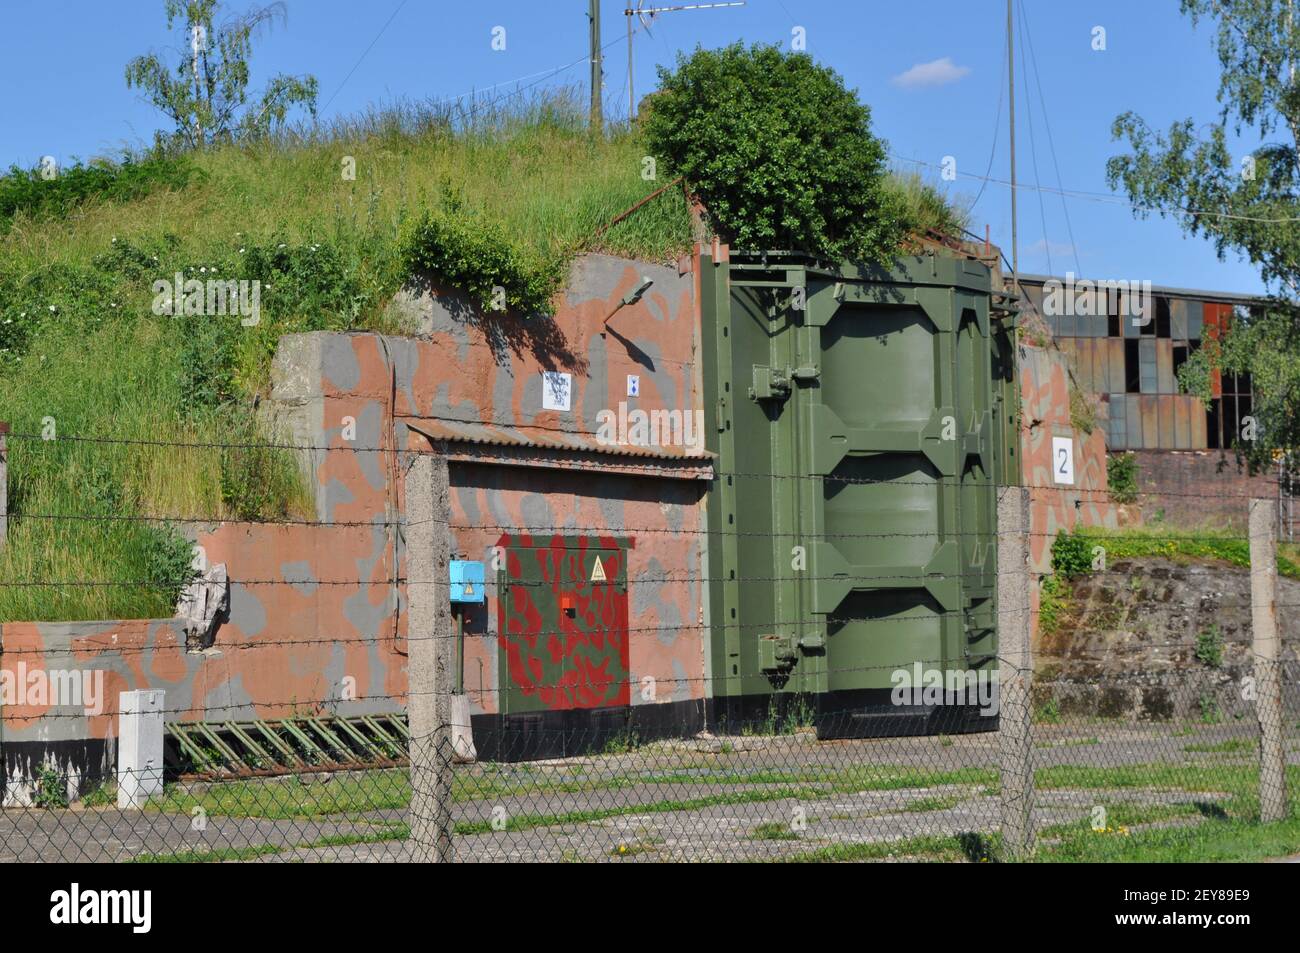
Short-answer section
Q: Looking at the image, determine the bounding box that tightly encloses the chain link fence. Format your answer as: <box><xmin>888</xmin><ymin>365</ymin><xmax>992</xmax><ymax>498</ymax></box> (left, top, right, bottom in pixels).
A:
<box><xmin>0</xmin><ymin>430</ymin><xmax>1296</xmax><ymax>862</ymax></box>
<box><xmin>2</xmin><ymin>655</ymin><xmax>1295</xmax><ymax>863</ymax></box>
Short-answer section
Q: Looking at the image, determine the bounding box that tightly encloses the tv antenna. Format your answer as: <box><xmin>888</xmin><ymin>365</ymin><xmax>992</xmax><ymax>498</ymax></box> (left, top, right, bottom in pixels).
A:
<box><xmin>625</xmin><ymin>1</ymin><xmax>746</xmax><ymax>120</ymax></box>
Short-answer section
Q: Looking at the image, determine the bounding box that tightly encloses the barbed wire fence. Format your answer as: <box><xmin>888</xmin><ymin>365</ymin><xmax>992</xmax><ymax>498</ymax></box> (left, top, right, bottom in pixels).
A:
<box><xmin>0</xmin><ymin>431</ymin><xmax>1295</xmax><ymax>862</ymax></box>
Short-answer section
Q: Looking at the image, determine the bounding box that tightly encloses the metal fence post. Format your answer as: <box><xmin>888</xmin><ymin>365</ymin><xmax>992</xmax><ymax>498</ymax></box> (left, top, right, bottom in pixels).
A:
<box><xmin>998</xmin><ymin>485</ymin><xmax>1034</xmax><ymax>858</ymax></box>
<box><xmin>406</xmin><ymin>449</ymin><xmax>454</xmax><ymax>861</ymax></box>
<box><xmin>1249</xmin><ymin>497</ymin><xmax>1287</xmax><ymax>823</ymax></box>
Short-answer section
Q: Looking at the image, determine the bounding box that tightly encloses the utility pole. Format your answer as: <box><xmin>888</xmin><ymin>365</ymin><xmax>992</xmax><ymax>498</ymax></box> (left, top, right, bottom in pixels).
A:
<box><xmin>627</xmin><ymin>4</ymin><xmax>635</xmax><ymax>120</ymax></box>
<box><xmin>589</xmin><ymin>0</ymin><xmax>603</xmax><ymax>132</ymax></box>
<box><xmin>1007</xmin><ymin>0</ymin><xmax>1018</xmax><ymax>278</ymax></box>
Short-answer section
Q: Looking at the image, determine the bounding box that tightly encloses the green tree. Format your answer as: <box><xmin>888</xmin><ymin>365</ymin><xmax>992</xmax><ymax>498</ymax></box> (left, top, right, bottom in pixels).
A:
<box><xmin>126</xmin><ymin>0</ymin><xmax>317</xmax><ymax>149</ymax></box>
<box><xmin>1106</xmin><ymin>0</ymin><xmax>1300</xmax><ymax>461</ymax></box>
<box><xmin>643</xmin><ymin>42</ymin><xmax>907</xmax><ymax>262</ymax></box>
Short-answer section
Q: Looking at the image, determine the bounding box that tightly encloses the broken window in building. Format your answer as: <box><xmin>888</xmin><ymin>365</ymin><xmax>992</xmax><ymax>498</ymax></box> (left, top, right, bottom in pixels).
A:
<box><xmin>1172</xmin><ymin>343</ymin><xmax>1189</xmax><ymax>379</ymax></box>
<box><xmin>1124</xmin><ymin>338</ymin><xmax>1140</xmax><ymax>393</ymax></box>
<box><xmin>1155</xmin><ymin>296</ymin><xmax>1172</xmax><ymax>338</ymax></box>
<box><xmin>1214</xmin><ymin>372</ymin><xmax>1254</xmax><ymax>449</ymax></box>
<box><xmin>1023</xmin><ymin>278</ymin><xmax>1258</xmax><ymax>453</ymax></box>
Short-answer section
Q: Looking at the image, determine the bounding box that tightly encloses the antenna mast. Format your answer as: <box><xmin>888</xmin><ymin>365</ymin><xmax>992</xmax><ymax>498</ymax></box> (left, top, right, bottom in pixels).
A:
<box><xmin>1007</xmin><ymin>0</ymin><xmax>1018</xmax><ymax>280</ymax></box>
<box><xmin>624</xmin><ymin>1</ymin><xmax>747</xmax><ymax>121</ymax></box>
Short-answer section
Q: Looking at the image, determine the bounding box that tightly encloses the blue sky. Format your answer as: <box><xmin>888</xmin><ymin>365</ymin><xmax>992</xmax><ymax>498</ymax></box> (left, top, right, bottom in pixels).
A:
<box><xmin>0</xmin><ymin>1</ymin><xmax>1269</xmax><ymax>295</ymax></box>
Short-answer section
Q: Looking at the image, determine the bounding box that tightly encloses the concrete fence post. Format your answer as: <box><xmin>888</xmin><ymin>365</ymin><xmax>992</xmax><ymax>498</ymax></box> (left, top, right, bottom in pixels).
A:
<box><xmin>998</xmin><ymin>485</ymin><xmax>1034</xmax><ymax>859</ymax></box>
<box><xmin>1249</xmin><ymin>498</ymin><xmax>1287</xmax><ymax>823</ymax></box>
<box><xmin>117</xmin><ymin>690</ymin><xmax>165</xmax><ymax>809</ymax></box>
<box><xmin>0</xmin><ymin>421</ymin><xmax>9</xmax><ymax>547</ymax></box>
<box><xmin>405</xmin><ymin>449</ymin><xmax>454</xmax><ymax>862</ymax></box>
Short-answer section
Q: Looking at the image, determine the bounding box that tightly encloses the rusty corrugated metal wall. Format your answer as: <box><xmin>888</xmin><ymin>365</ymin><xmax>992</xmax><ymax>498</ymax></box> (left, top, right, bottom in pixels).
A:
<box><xmin>1017</xmin><ymin>279</ymin><xmax>1257</xmax><ymax>452</ymax></box>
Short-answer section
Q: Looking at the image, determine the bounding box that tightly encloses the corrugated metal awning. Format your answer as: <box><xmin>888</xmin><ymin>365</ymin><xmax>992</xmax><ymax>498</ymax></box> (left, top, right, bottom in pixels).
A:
<box><xmin>401</xmin><ymin>417</ymin><xmax>714</xmax><ymax>480</ymax></box>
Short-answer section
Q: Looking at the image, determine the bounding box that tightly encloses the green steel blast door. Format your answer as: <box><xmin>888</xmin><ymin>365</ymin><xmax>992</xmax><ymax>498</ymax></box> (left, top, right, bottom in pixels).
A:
<box><xmin>700</xmin><ymin>252</ymin><xmax>1017</xmax><ymax>734</ymax></box>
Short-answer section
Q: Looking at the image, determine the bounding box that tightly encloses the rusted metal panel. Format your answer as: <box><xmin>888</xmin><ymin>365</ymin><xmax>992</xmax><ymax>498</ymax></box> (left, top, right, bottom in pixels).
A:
<box><xmin>1125</xmin><ymin>395</ymin><xmax>1142</xmax><ymax>449</ymax></box>
<box><xmin>1124</xmin><ymin>297</ymin><xmax>1148</xmax><ymax>337</ymax></box>
<box><xmin>1170</xmin><ymin>297</ymin><xmax>1190</xmax><ymax>340</ymax></box>
<box><xmin>1108</xmin><ymin>393</ymin><xmax>1127</xmax><ymax>449</ymax></box>
<box><xmin>1157</xmin><ymin>394</ymin><xmax>1176</xmax><ymax>447</ymax></box>
<box><xmin>1021</xmin><ymin>283</ymin><xmax>1047</xmax><ymax>332</ymax></box>
<box><xmin>1081</xmin><ymin>338</ymin><xmax>1099</xmax><ymax>391</ymax></box>
<box><xmin>1157</xmin><ymin>339</ymin><xmax>1176</xmax><ymax>394</ymax></box>
<box><xmin>1056</xmin><ymin>337</ymin><xmax>1075</xmax><ymax>374</ymax></box>
<box><xmin>1204</xmin><ymin>302</ymin><xmax>1226</xmax><ymax>397</ymax></box>
<box><xmin>1082</xmin><ymin>339</ymin><xmax>1099</xmax><ymax>392</ymax></box>
<box><xmin>1192</xmin><ymin>399</ymin><xmax>1209</xmax><ymax>447</ymax></box>
<box><xmin>1139</xmin><ymin>395</ymin><xmax>1159</xmax><ymax>448</ymax></box>
<box><xmin>1107</xmin><ymin>338</ymin><xmax>1125</xmax><ymax>393</ymax></box>
<box><xmin>1174</xmin><ymin>396</ymin><xmax>1191</xmax><ymax>450</ymax></box>
<box><xmin>1139</xmin><ymin>338</ymin><xmax>1158</xmax><ymax>394</ymax></box>
<box><xmin>1055</xmin><ymin>304</ymin><xmax>1075</xmax><ymax>338</ymax></box>
<box><xmin>1065</xmin><ymin>338</ymin><xmax>1085</xmax><ymax>389</ymax></box>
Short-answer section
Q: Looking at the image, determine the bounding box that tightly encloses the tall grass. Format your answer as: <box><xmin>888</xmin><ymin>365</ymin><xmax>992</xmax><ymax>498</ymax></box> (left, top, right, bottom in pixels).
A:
<box><xmin>0</xmin><ymin>89</ymin><xmax>962</xmax><ymax>621</ymax></box>
<box><xmin>2</xmin><ymin>320</ymin><xmax>200</xmax><ymax>620</ymax></box>
<box><xmin>0</xmin><ymin>93</ymin><xmax>695</xmax><ymax>621</ymax></box>
<box><xmin>887</xmin><ymin>169</ymin><xmax>970</xmax><ymax>239</ymax></box>
<box><xmin>0</xmin><ymin>151</ymin><xmax>197</xmax><ymax>230</ymax></box>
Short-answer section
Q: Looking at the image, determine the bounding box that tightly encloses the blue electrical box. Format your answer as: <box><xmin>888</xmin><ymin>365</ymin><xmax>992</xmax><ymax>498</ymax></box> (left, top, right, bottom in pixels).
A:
<box><xmin>449</xmin><ymin>560</ymin><xmax>486</xmax><ymax>604</ymax></box>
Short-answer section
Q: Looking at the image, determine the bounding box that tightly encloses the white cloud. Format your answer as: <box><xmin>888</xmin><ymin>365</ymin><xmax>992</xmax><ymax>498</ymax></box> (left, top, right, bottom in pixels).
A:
<box><xmin>890</xmin><ymin>57</ymin><xmax>972</xmax><ymax>89</ymax></box>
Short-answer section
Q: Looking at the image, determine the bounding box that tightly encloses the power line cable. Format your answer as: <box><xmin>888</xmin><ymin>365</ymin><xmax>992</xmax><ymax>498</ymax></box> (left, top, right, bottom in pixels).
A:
<box><xmin>966</xmin><ymin>26</ymin><xmax>1007</xmax><ymax>216</ymax></box>
<box><xmin>1018</xmin><ymin>0</ymin><xmax>1082</xmax><ymax>276</ymax></box>
<box><xmin>319</xmin><ymin>0</ymin><xmax>410</xmax><ymax>114</ymax></box>
<box><xmin>895</xmin><ymin>153</ymin><xmax>1300</xmax><ymax>227</ymax></box>
<box><xmin>1016</xmin><ymin>1</ymin><xmax>1052</xmax><ymax>275</ymax></box>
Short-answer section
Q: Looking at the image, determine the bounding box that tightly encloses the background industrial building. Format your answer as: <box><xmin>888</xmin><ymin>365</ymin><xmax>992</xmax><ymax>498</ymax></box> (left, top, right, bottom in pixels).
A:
<box><xmin>1016</xmin><ymin>274</ymin><xmax>1279</xmax><ymax>529</ymax></box>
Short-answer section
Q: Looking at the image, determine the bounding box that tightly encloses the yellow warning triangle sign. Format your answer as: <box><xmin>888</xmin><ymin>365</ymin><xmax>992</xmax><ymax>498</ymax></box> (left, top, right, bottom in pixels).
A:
<box><xmin>463</xmin><ymin>583</ymin><xmax>475</xmax><ymax>596</ymax></box>
<box><xmin>590</xmin><ymin>555</ymin><xmax>607</xmax><ymax>582</ymax></box>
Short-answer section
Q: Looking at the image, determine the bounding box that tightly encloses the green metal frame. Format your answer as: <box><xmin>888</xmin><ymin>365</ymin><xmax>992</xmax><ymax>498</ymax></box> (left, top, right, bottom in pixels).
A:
<box><xmin>165</xmin><ymin>713</ymin><xmax>412</xmax><ymax>778</ymax></box>
<box><xmin>700</xmin><ymin>250</ymin><xmax>1017</xmax><ymax>705</ymax></box>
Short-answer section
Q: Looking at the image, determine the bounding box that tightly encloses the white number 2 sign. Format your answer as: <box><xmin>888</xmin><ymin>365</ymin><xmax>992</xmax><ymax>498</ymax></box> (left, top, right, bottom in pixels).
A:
<box><xmin>1052</xmin><ymin>436</ymin><xmax>1075</xmax><ymax>485</ymax></box>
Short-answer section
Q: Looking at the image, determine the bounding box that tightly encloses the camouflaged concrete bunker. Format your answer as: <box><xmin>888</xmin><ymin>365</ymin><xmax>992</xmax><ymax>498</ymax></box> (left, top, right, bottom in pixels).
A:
<box><xmin>697</xmin><ymin>249</ymin><xmax>1019</xmax><ymax>736</ymax></box>
<box><xmin>0</xmin><ymin>245</ymin><xmax>1021</xmax><ymax>786</ymax></box>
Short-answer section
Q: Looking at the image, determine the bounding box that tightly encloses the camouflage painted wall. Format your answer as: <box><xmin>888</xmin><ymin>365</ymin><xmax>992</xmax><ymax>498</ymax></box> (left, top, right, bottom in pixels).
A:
<box><xmin>1</xmin><ymin>252</ymin><xmax>710</xmax><ymax>765</ymax></box>
<box><xmin>1018</xmin><ymin>342</ymin><xmax>1118</xmax><ymax>650</ymax></box>
<box><xmin>1019</xmin><ymin>342</ymin><xmax>1117</xmax><ymax>573</ymax></box>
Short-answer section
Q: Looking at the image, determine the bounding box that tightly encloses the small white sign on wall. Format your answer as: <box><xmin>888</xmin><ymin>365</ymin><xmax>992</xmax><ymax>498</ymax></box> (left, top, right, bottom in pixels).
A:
<box><xmin>627</xmin><ymin>374</ymin><xmax>640</xmax><ymax>397</ymax></box>
<box><xmin>541</xmin><ymin>371</ymin><xmax>571</xmax><ymax>411</ymax></box>
<box><xmin>1052</xmin><ymin>436</ymin><xmax>1075</xmax><ymax>485</ymax></box>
